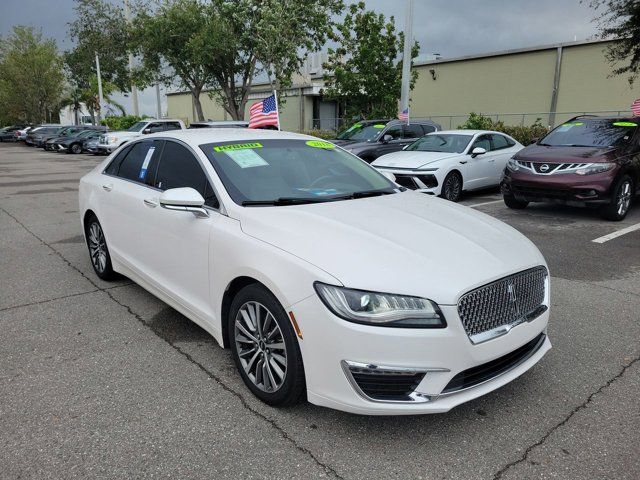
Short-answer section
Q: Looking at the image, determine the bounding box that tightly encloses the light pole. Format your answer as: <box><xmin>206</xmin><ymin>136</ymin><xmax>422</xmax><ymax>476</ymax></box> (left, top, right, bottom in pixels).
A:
<box><xmin>95</xmin><ymin>52</ymin><xmax>105</xmax><ymax>125</ymax></box>
<box><xmin>124</xmin><ymin>0</ymin><xmax>139</xmax><ymax>117</ymax></box>
<box><xmin>399</xmin><ymin>0</ymin><xmax>414</xmax><ymax>124</ymax></box>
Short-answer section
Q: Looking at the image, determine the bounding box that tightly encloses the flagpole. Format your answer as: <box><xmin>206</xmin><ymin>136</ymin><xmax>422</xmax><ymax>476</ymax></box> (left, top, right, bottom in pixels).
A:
<box><xmin>273</xmin><ymin>90</ymin><xmax>281</xmax><ymax>131</ymax></box>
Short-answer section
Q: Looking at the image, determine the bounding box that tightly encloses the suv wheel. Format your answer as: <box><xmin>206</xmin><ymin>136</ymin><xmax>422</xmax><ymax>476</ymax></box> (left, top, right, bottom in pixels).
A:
<box><xmin>440</xmin><ymin>171</ymin><xmax>463</xmax><ymax>202</ymax></box>
<box><xmin>601</xmin><ymin>175</ymin><xmax>634</xmax><ymax>221</ymax></box>
<box><xmin>504</xmin><ymin>193</ymin><xmax>529</xmax><ymax>209</ymax></box>
<box><xmin>229</xmin><ymin>284</ymin><xmax>305</xmax><ymax>407</ymax></box>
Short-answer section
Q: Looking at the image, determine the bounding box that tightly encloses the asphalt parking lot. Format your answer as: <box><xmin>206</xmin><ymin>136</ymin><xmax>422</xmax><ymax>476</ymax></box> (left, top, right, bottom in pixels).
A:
<box><xmin>1</xmin><ymin>142</ymin><xmax>639</xmax><ymax>480</ymax></box>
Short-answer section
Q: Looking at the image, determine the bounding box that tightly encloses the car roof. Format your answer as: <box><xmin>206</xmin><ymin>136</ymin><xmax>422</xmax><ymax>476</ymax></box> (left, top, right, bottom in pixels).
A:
<box><xmin>430</xmin><ymin>129</ymin><xmax>504</xmax><ymax>135</ymax></box>
<box><xmin>144</xmin><ymin>128</ymin><xmax>314</xmax><ymax>145</ymax></box>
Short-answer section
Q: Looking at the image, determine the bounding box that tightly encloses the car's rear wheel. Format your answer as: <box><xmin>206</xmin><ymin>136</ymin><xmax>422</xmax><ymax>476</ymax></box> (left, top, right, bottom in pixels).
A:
<box><xmin>504</xmin><ymin>193</ymin><xmax>529</xmax><ymax>209</ymax></box>
<box><xmin>440</xmin><ymin>171</ymin><xmax>463</xmax><ymax>202</ymax></box>
<box><xmin>229</xmin><ymin>284</ymin><xmax>305</xmax><ymax>407</ymax></box>
<box><xmin>85</xmin><ymin>214</ymin><xmax>117</xmax><ymax>280</ymax></box>
<box><xmin>70</xmin><ymin>143</ymin><xmax>82</xmax><ymax>154</ymax></box>
<box><xmin>601</xmin><ymin>175</ymin><xmax>633</xmax><ymax>221</ymax></box>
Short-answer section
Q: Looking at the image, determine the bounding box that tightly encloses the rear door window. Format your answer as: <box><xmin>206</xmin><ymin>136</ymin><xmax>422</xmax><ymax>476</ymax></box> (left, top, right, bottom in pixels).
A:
<box><xmin>114</xmin><ymin>141</ymin><xmax>162</xmax><ymax>184</ymax></box>
<box><xmin>163</xmin><ymin>122</ymin><xmax>182</xmax><ymax>131</ymax></box>
<box><xmin>403</xmin><ymin>124</ymin><xmax>424</xmax><ymax>138</ymax></box>
<box><xmin>490</xmin><ymin>134</ymin><xmax>510</xmax><ymax>150</ymax></box>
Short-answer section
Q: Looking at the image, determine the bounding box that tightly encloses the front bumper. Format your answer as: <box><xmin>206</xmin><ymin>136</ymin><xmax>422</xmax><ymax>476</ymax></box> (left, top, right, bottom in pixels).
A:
<box><xmin>375</xmin><ymin>167</ymin><xmax>441</xmax><ymax>195</ymax></box>
<box><xmin>502</xmin><ymin>168</ymin><xmax>617</xmax><ymax>206</ymax></box>
<box><xmin>97</xmin><ymin>143</ymin><xmax>118</xmax><ymax>153</ymax></box>
<box><xmin>291</xmin><ymin>294</ymin><xmax>550</xmax><ymax>415</ymax></box>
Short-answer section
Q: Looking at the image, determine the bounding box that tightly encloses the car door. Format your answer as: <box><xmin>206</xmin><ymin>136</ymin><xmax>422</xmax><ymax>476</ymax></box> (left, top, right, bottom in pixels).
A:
<box><xmin>132</xmin><ymin>139</ymin><xmax>220</xmax><ymax>322</ymax></box>
<box><xmin>489</xmin><ymin>134</ymin><xmax>517</xmax><ymax>184</ymax></box>
<box><xmin>465</xmin><ymin>134</ymin><xmax>500</xmax><ymax>189</ymax></box>
<box><xmin>374</xmin><ymin>125</ymin><xmax>406</xmax><ymax>158</ymax></box>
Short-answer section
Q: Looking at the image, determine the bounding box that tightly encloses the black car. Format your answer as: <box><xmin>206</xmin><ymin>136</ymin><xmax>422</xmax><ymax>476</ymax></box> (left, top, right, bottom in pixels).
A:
<box><xmin>43</xmin><ymin>126</ymin><xmax>91</xmax><ymax>150</ymax></box>
<box><xmin>0</xmin><ymin>125</ymin><xmax>27</xmax><ymax>142</ymax></box>
<box><xmin>50</xmin><ymin>128</ymin><xmax>106</xmax><ymax>154</ymax></box>
<box><xmin>26</xmin><ymin>126</ymin><xmax>65</xmax><ymax>147</ymax></box>
<box><xmin>333</xmin><ymin>119</ymin><xmax>441</xmax><ymax>162</ymax></box>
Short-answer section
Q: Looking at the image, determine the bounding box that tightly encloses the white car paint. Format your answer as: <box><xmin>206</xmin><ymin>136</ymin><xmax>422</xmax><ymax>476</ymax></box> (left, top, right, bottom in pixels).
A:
<box><xmin>371</xmin><ymin>130</ymin><xmax>523</xmax><ymax>197</ymax></box>
<box><xmin>98</xmin><ymin>119</ymin><xmax>186</xmax><ymax>153</ymax></box>
<box><xmin>79</xmin><ymin>129</ymin><xmax>550</xmax><ymax>415</ymax></box>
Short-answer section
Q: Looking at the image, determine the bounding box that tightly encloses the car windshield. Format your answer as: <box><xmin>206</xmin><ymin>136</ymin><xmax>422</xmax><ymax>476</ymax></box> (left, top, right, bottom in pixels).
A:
<box><xmin>406</xmin><ymin>134</ymin><xmax>473</xmax><ymax>153</ymax></box>
<box><xmin>127</xmin><ymin>121</ymin><xmax>147</xmax><ymax>132</ymax></box>
<box><xmin>75</xmin><ymin>130</ymin><xmax>95</xmax><ymax>138</ymax></box>
<box><xmin>336</xmin><ymin>122</ymin><xmax>387</xmax><ymax>141</ymax></box>
<box><xmin>539</xmin><ymin>119</ymin><xmax>637</xmax><ymax>147</ymax></box>
<box><xmin>201</xmin><ymin>139</ymin><xmax>397</xmax><ymax>206</ymax></box>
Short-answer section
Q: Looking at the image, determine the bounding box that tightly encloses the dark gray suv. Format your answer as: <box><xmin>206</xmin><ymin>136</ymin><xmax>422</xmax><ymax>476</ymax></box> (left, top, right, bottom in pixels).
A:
<box><xmin>333</xmin><ymin>119</ymin><xmax>441</xmax><ymax>162</ymax></box>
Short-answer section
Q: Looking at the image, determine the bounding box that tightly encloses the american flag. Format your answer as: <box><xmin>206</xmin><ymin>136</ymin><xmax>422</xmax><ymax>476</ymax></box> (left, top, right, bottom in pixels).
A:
<box><xmin>248</xmin><ymin>93</ymin><xmax>279</xmax><ymax>129</ymax></box>
<box><xmin>398</xmin><ymin>106</ymin><xmax>409</xmax><ymax>122</ymax></box>
<box><xmin>632</xmin><ymin>98</ymin><xmax>640</xmax><ymax>116</ymax></box>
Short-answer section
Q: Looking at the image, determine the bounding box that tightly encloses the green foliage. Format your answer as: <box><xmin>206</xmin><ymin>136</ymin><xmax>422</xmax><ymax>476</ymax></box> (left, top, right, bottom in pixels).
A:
<box><xmin>101</xmin><ymin>115</ymin><xmax>146</xmax><ymax>131</ymax></box>
<box><xmin>322</xmin><ymin>1</ymin><xmax>419</xmax><ymax>120</ymax></box>
<box><xmin>298</xmin><ymin>129</ymin><xmax>337</xmax><ymax>140</ymax></box>
<box><xmin>0</xmin><ymin>26</ymin><xmax>65</xmax><ymax>123</ymax></box>
<box><xmin>588</xmin><ymin>0</ymin><xmax>640</xmax><ymax>85</ymax></box>
<box><xmin>458</xmin><ymin>112</ymin><xmax>549</xmax><ymax>145</ymax></box>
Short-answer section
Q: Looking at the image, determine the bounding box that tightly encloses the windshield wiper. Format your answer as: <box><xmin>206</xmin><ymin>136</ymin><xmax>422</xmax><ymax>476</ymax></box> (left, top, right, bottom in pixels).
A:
<box><xmin>349</xmin><ymin>189</ymin><xmax>395</xmax><ymax>199</ymax></box>
<box><xmin>242</xmin><ymin>197</ymin><xmax>339</xmax><ymax>206</ymax></box>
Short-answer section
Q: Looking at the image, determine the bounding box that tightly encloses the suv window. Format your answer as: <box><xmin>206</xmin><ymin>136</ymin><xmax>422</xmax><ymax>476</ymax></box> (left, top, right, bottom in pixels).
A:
<box><xmin>115</xmin><ymin>141</ymin><xmax>160</xmax><ymax>183</ymax></box>
<box><xmin>491</xmin><ymin>134</ymin><xmax>511</xmax><ymax>150</ymax></box>
<box><xmin>155</xmin><ymin>141</ymin><xmax>219</xmax><ymax>208</ymax></box>
<box><xmin>163</xmin><ymin>122</ymin><xmax>182</xmax><ymax>131</ymax></box>
<box><xmin>146</xmin><ymin>122</ymin><xmax>164</xmax><ymax>134</ymax></box>
<box><xmin>422</xmin><ymin>124</ymin><xmax>437</xmax><ymax>134</ymax></box>
<box><xmin>471</xmin><ymin>135</ymin><xmax>492</xmax><ymax>152</ymax></box>
<box><xmin>403</xmin><ymin>124</ymin><xmax>424</xmax><ymax>138</ymax></box>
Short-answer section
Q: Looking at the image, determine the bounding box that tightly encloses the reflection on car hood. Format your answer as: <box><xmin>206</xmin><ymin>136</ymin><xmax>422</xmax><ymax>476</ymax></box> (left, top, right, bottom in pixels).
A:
<box><xmin>372</xmin><ymin>151</ymin><xmax>461</xmax><ymax>169</ymax></box>
<box><xmin>515</xmin><ymin>144</ymin><xmax>621</xmax><ymax>163</ymax></box>
<box><xmin>238</xmin><ymin>191</ymin><xmax>545</xmax><ymax>304</ymax></box>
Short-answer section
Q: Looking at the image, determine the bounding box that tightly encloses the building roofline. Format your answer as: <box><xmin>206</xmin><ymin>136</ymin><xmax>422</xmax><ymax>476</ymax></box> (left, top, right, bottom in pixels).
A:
<box><xmin>166</xmin><ymin>38</ymin><xmax>616</xmax><ymax>97</ymax></box>
<box><xmin>414</xmin><ymin>38</ymin><xmax>613</xmax><ymax>67</ymax></box>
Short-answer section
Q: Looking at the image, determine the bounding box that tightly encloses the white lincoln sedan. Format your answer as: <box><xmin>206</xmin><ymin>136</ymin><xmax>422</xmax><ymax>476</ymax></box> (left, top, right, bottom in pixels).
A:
<box><xmin>79</xmin><ymin>129</ymin><xmax>550</xmax><ymax>415</ymax></box>
<box><xmin>372</xmin><ymin>130</ymin><xmax>523</xmax><ymax>202</ymax></box>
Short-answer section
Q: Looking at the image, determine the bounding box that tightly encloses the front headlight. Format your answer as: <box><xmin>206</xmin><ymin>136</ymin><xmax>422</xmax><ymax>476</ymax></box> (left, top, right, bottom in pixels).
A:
<box><xmin>506</xmin><ymin>158</ymin><xmax>520</xmax><ymax>172</ymax></box>
<box><xmin>108</xmin><ymin>137</ymin><xmax>118</xmax><ymax>144</ymax></box>
<box><xmin>575</xmin><ymin>163</ymin><xmax>615</xmax><ymax>175</ymax></box>
<box><xmin>314</xmin><ymin>283</ymin><xmax>446</xmax><ymax>328</ymax></box>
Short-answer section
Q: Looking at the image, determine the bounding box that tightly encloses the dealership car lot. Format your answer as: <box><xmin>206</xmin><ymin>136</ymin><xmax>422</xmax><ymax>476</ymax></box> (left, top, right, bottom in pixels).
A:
<box><xmin>1</xmin><ymin>142</ymin><xmax>639</xmax><ymax>478</ymax></box>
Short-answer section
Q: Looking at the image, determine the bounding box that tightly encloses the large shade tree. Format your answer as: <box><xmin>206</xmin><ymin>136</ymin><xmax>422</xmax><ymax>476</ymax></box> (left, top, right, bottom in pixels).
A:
<box><xmin>322</xmin><ymin>1</ymin><xmax>419</xmax><ymax>120</ymax></box>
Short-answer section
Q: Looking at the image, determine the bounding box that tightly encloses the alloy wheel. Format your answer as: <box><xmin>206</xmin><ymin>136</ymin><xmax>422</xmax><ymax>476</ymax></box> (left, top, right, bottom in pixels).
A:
<box><xmin>88</xmin><ymin>222</ymin><xmax>107</xmax><ymax>273</ymax></box>
<box><xmin>234</xmin><ymin>301</ymin><xmax>288</xmax><ymax>392</ymax></box>
<box><xmin>617</xmin><ymin>180</ymin><xmax>632</xmax><ymax>216</ymax></box>
<box><xmin>444</xmin><ymin>173</ymin><xmax>462</xmax><ymax>201</ymax></box>
<box><xmin>71</xmin><ymin>144</ymin><xmax>82</xmax><ymax>154</ymax></box>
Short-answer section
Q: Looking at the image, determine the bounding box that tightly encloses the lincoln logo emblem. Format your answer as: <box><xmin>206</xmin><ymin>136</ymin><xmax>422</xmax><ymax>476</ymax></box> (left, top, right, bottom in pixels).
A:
<box><xmin>540</xmin><ymin>164</ymin><xmax>550</xmax><ymax>172</ymax></box>
<box><xmin>508</xmin><ymin>283</ymin><xmax>520</xmax><ymax>315</ymax></box>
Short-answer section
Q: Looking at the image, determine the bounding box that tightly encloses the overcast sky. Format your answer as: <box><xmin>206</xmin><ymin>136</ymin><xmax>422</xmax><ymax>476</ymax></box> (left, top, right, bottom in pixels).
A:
<box><xmin>0</xmin><ymin>0</ymin><xmax>600</xmax><ymax>116</ymax></box>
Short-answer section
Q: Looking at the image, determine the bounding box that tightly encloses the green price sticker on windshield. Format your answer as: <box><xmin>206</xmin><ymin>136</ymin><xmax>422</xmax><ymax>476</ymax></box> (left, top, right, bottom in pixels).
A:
<box><xmin>373</xmin><ymin>124</ymin><xmax>386</xmax><ymax>128</ymax></box>
<box><xmin>306</xmin><ymin>140</ymin><xmax>335</xmax><ymax>149</ymax></box>
<box><xmin>613</xmin><ymin>121</ymin><xmax>638</xmax><ymax>127</ymax></box>
<box><xmin>214</xmin><ymin>142</ymin><xmax>263</xmax><ymax>152</ymax></box>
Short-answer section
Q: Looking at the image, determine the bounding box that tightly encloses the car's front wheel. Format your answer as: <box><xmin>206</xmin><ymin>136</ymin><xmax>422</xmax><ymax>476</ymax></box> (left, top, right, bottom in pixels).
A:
<box><xmin>85</xmin><ymin>214</ymin><xmax>117</xmax><ymax>280</ymax></box>
<box><xmin>440</xmin><ymin>171</ymin><xmax>463</xmax><ymax>202</ymax></box>
<box><xmin>504</xmin><ymin>193</ymin><xmax>529</xmax><ymax>209</ymax></box>
<box><xmin>70</xmin><ymin>143</ymin><xmax>82</xmax><ymax>154</ymax></box>
<box><xmin>229</xmin><ymin>284</ymin><xmax>305</xmax><ymax>407</ymax></box>
<box><xmin>601</xmin><ymin>175</ymin><xmax>634</xmax><ymax>221</ymax></box>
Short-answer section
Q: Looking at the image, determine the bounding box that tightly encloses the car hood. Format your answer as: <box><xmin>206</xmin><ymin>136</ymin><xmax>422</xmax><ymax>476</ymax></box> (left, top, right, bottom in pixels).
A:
<box><xmin>515</xmin><ymin>144</ymin><xmax>622</xmax><ymax>163</ymax></box>
<box><xmin>372</xmin><ymin>151</ymin><xmax>460</xmax><ymax>169</ymax></box>
<box><xmin>104</xmin><ymin>130</ymin><xmax>139</xmax><ymax>138</ymax></box>
<box><xmin>237</xmin><ymin>191</ymin><xmax>545</xmax><ymax>305</ymax></box>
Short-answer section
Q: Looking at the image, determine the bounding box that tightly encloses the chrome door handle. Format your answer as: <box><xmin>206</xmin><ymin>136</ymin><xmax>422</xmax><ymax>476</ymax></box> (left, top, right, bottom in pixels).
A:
<box><xmin>102</xmin><ymin>184</ymin><xmax>113</xmax><ymax>192</ymax></box>
<box><xmin>143</xmin><ymin>198</ymin><xmax>158</xmax><ymax>208</ymax></box>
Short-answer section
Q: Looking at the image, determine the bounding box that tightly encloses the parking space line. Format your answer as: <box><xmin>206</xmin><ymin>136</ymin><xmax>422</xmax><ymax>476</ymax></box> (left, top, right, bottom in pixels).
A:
<box><xmin>592</xmin><ymin>223</ymin><xmax>640</xmax><ymax>244</ymax></box>
<box><xmin>468</xmin><ymin>199</ymin><xmax>503</xmax><ymax>208</ymax></box>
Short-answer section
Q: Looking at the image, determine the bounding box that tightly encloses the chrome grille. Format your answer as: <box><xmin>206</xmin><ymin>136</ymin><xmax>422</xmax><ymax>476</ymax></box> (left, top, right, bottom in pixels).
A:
<box><xmin>458</xmin><ymin>266</ymin><xmax>548</xmax><ymax>343</ymax></box>
<box><xmin>98</xmin><ymin>135</ymin><xmax>106</xmax><ymax>144</ymax></box>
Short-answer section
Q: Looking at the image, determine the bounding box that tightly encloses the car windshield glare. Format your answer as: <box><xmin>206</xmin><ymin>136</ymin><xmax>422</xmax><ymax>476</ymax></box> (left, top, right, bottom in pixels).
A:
<box><xmin>406</xmin><ymin>134</ymin><xmax>472</xmax><ymax>153</ymax></box>
<box><xmin>539</xmin><ymin>120</ymin><xmax>637</xmax><ymax>147</ymax></box>
<box><xmin>200</xmin><ymin>139</ymin><xmax>397</xmax><ymax>205</ymax></box>
<box><xmin>337</xmin><ymin>123</ymin><xmax>386</xmax><ymax>141</ymax></box>
<box><xmin>127</xmin><ymin>121</ymin><xmax>147</xmax><ymax>132</ymax></box>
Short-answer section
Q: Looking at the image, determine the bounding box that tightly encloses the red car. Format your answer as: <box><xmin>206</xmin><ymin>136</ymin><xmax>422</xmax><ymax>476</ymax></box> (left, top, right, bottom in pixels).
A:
<box><xmin>501</xmin><ymin>116</ymin><xmax>640</xmax><ymax>220</ymax></box>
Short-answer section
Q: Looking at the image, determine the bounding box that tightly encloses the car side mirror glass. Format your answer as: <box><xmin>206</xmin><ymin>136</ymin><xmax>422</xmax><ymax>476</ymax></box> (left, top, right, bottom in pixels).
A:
<box><xmin>143</xmin><ymin>128</ymin><xmax>151</xmax><ymax>134</ymax></box>
<box><xmin>159</xmin><ymin>187</ymin><xmax>208</xmax><ymax>218</ymax></box>
<box><xmin>382</xmin><ymin>134</ymin><xmax>393</xmax><ymax>144</ymax></box>
<box><xmin>471</xmin><ymin>147</ymin><xmax>486</xmax><ymax>158</ymax></box>
<box><xmin>529</xmin><ymin>137</ymin><xmax>539</xmax><ymax>145</ymax></box>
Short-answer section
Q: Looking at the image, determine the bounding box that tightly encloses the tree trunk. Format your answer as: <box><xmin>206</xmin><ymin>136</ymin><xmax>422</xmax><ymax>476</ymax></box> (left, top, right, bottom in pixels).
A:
<box><xmin>192</xmin><ymin>86</ymin><xmax>205</xmax><ymax>121</ymax></box>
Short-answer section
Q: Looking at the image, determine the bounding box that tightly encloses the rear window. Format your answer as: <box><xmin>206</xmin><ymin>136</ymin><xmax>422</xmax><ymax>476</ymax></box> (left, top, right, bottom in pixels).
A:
<box><xmin>540</xmin><ymin>120</ymin><xmax>637</xmax><ymax>147</ymax></box>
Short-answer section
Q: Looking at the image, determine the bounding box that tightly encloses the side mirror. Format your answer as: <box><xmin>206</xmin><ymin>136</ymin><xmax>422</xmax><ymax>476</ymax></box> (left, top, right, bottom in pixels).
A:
<box><xmin>380</xmin><ymin>171</ymin><xmax>396</xmax><ymax>182</ymax></box>
<box><xmin>143</xmin><ymin>128</ymin><xmax>152</xmax><ymax>134</ymax></box>
<box><xmin>159</xmin><ymin>187</ymin><xmax>208</xmax><ymax>218</ymax></box>
<box><xmin>471</xmin><ymin>147</ymin><xmax>486</xmax><ymax>158</ymax></box>
<box><xmin>529</xmin><ymin>137</ymin><xmax>539</xmax><ymax>145</ymax></box>
<box><xmin>381</xmin><ymin>134</ymin><xmax>393</xmax><ymax>144</ymax></box>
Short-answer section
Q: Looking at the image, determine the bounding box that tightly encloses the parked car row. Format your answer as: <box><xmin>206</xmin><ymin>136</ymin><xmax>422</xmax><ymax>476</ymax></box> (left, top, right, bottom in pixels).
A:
<box><xmin>337</xmin><ymin>116</ymin><xmax>639</xmax><ymax>220</ymax></box>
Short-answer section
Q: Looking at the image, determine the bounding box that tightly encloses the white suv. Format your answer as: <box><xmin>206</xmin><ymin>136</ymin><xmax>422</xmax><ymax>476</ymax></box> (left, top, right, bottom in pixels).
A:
<box><xmin>98</xmin><ymin>119</ymin><xmax>185</xmax><ymax>153</ymax></box>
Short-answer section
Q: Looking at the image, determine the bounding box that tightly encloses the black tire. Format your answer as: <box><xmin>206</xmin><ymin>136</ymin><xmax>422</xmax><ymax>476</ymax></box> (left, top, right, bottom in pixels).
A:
<box><xmin>70</xmin><ymin>143</ymin><xmax>82</xmax><ymax>154</ymax></box>
<box><xmin>440</xmin><ymin>171</ymin><xmax>463</xmax><ymax>202</ymax></box>
<box><xmin>84</xmin><ymin>214</ymin><xmax>117</xmax><ymax>280</ymax></box>
<box><xmin>228</xmin><ymin>284</ymin><xmax>305</xmax><ymax>407</ymax></box>
<box><xmin>504</xmin><ymin>193</ymin><xmax>529</xmax><ymax>209</ymax></box>
<box><xmin>601</xmin><ymin>175</ymin><xmax>634</xmax><ymax>221</ymax></box>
